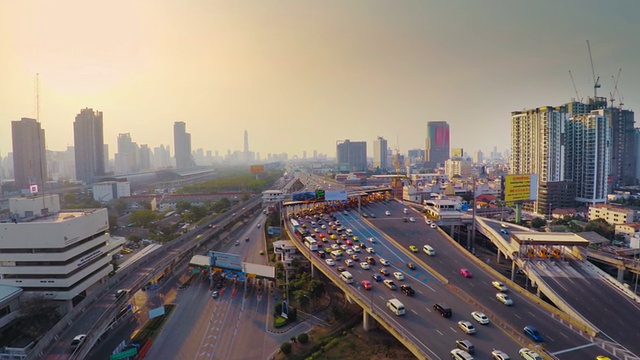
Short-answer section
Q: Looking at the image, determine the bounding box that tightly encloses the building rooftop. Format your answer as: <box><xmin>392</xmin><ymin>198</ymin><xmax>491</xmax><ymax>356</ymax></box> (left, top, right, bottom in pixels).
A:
<box><xmin>511</xmin><ymin>231</ymin><xmax>591</xmax><ymax>247</ymax></box>
<box><xmin>0</xmin><ymin>285</ymin><xmax>22</xmax><ymax>303</ymax></box>
<box><xmin>30</xmin><ymin>209</ymin><xmax>101</xmax><ymax>223</ymax></box>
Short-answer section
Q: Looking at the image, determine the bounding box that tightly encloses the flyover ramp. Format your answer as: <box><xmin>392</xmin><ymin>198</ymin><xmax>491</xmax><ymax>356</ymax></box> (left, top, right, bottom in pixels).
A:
<box><xmin>478</xmin><ymin>217</ymin><xmax>640</xmax><ymax>357</ymax></box>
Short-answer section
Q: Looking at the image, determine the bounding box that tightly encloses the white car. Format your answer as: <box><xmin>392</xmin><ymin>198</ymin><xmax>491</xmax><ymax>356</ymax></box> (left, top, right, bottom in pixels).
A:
<box><xmin>360</xmin><ymin>262</ymin><xmax>371</xmax><ymax>270</ymax></box>
<box><xmin>368</xmin><ymin>237</ymin><xmax>376</xmax><ymax>243</ymax></box>
<box><xmin>380</xmin><ymin>258</ymin><xmax>390</xmax><ymax>266</ymax></box>
<box><xmin>70</xmin><ymin>334</ymin><xmax>86</xmax><ymax>349</ymax></box>
<box><xmin>496</xmin><ymin>293</ymin><xmax>513</xmax><ymax>306</ymax></box>
<box><xmin>345</xmin><ymin>249</ymin><xmax>355</xmax><ymax>256</ymax></box>
<box><xmin>471</xmin><ymin>311</ymin><xmax>489</xmax><ymax>325</ymax></box>
<box><xmin>409</xmin><ymin>217</ymin><xmax>415</xmax><ymax>222</ymax></box>
<box><xmin>366</xmin><ymin>247</ymin><xmax>376</xmax><ymax>254</ymax></box>
<box><xmin>430</xmin><ymin>223</ymin><xmax>437</xmax><ymax>229</ymax></box>
<box><xmin>321</xmin><ymin>225</ymin><xmax>327</xmax><ymax>229</ymax></box>
<box><xmin>492</xmin><ymin>281</ymin><xmax>508</xmax><ymax>292</ymax></box>
<box><xmin>331</xmin><ymin>244</ymin><xmax>340</xmax><ymax>250</ymax></box>
<box><xmin>385</xmin><ymin>211</ymin><xmax>391</xmax><ymax>216</ymax></box>
<box><xmin>325</xmin><ymin>258</ymin><xmax>335</xmax><ymax>266</ymax></box>
<box><xmin>352</xmin><ymin>246</ymin><xmax>361</xmax><ymax>253</ymax></box>
<box><xmin>518</xmin><ymin>348</ymin><xmax>542</xmax><ymax>360</ymax></box>
<box><xmin>340</xmin><ymin>244</ymin><xmax>350</xmax><ymax>251</ymax></box>
<box><xmin>457</xmin><ymin>320</ymin><xmax>476</xmax><ymax>334</ymax></box>
<box><xmin>345</xmin><ymin>259</ymin><xmax>354</xmax><ymax>267</ymax></box>
<box><xmin>393</xmin><ymin>272</ymin><xmax>404</xmax><ymax>281</ymax></box>
<box><xmin>491</xmin><ymin>350</ymin><xmax>510</xmax><ymax>360</ymax></box>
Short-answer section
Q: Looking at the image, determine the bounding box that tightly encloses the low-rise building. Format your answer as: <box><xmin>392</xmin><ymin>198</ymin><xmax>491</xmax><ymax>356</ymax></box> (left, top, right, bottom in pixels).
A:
<box><xmin>615</xmin><ymin>222</ymin><xmax>640</xmax><ymax>240</ymax></box>
<box><xmin>92</xmin><ymin>180</ymin><xmax>131</xmax><ymax>203</ymax></box>
<box><xmin>262</xmin><ymin>190</ymin><xmax>284</xmax><ymax>203</ymax></box>
<box><xmin>588</xmin><ymin>204</ymin><xmax>635</xmax><ymax>225</ymax></box>
<box><xmin>0</xmin><ymin>195</ymin><xmax>124</xmax><ymax>311</ymax></box>
<box><xmin>0</xmin><ymin>285</ymin><xmax>22</xmax><ymax>330</ymax></box>
<box><xmin>272</xmin><ymin>240</ymin><xmax>298</xmax><ymax>265</ymax></box>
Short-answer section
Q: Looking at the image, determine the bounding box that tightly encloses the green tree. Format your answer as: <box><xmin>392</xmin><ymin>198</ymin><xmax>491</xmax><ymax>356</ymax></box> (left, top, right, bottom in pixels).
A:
<box><xmin>108</xmin><ymin>215</ymin><xmax>119</xmax><ymax>232</ymax></box>
<box><xmin>293</xmin><ymin>290</ymin><xmax>311</xmax><ymax>310</ymax></box>
<box><xmin>297</xmin><ymin>333</ymin><xmax>309</xmax><ymax>344</ymax></box>
<box><xmin>114</xmin><ymin>199</ymin><xmax>128</xmax><ymax>214</ymax></box>
<box><xmin>129</xmin><ymin>210</ymin><xmax>159</xmax><ymax>228</ymax></box>
<box><xmin>530</xmin><ymin>217</ymin><xmax>546</xmax><ymax>229</ymax></box>
<box><xmin>211</xmin><ymin>198</ymin><xmax>231</xmax><ymax>213</ymax></box>
<box><xmin>308</xmin><ymin>279</ymin><xmax>325</xmax><ymax>301</ymax></box>
<box><xmin>280</xmin><ymin>342</ymin><xmax>292</xmax><ymax>355</ymax></box>
<box><xmin>128</xmin><ymin>234</ymin><xmax>142</xmax><ymax>243</ymax></box>
<box><xmin>176</xmin><ymin>200</ymin><xmax>191</xmax><ymax>214</ymax></box>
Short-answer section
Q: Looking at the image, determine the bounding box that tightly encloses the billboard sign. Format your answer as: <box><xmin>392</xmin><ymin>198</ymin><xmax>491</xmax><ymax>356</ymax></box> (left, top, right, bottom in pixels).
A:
<box><xmin>325</xmin><ymin>190</ymin><xmax>348</xmax><ymax>201</ymax></box>
<box><xmin>315</xmin><ymin>189</ymin><xmax>325</xmax><ymax>201</ymax></box>
<box><xmin>209</xmin><ymin>251</ymin><xmax>243</xmax><ymax>271</ymax></box>
<box><xmin>250</xmin><ymin>165</ymin><xmax>265</xmax><ymax>174</ymax></box>
<box><xmin>503</xmin><ymin>174</ymin><xmax>538</xmax><ymax>202</ymax></box>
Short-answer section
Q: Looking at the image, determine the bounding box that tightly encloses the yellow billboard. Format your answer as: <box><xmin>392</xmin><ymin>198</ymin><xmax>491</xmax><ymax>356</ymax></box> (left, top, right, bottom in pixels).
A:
<box><xmin>250</xmin><ymin>165</ymin><xmax>265</xmax><ymax>174</ymax></box>
<box><xmin>504</xmin><ymin>174</ymin><xmax>537</xmax><ymax>202</ymax></box>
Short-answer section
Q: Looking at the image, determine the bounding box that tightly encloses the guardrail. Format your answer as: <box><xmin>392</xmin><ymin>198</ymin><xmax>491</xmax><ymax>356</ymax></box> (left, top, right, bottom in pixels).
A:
<box><xmin>281</xmin><ymin>222</ymin><xmax>431</xmax><ymax>360</ymax></box>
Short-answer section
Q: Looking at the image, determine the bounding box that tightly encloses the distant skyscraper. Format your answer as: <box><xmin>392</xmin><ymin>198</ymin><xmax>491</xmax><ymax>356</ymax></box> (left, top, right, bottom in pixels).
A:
<box><xmin>373</xmin><ymin>136</ymin><xmax>388</xmax><ymax>171</ymax></box>
<box><xmin>473</xmin><ymin>150</ymin><xmax>484</xmax><ymax>164</ymax></box>
<box><xmin>244</xmin><ymin>130</ymin><xmax>249</xmax><ymax>163</ymax></box>
<box><xmin>12</xmin><ymin>118</ymin><xmax>47</xmax><ymax>191</ymax></box>
<box><xmin>336</xmin><ymin>139</ymin><xmax>367</xmax><ymax>172</ymax></box>
<box><xmin>174</xmin><ymin>122</ymin><xmax>194</xmax><ymax>169</ymax></box>
<box><xmin>425</xmin><ymin>121</ymin><xmax>450</xmax><ymax>167</ymax></box>
<box><xmin>73</xmin><ymin>108</ymin><xmax>104</xmax><ymax>184</ymax></box>
<box><xmin>115</xmin><ymin>133</ymin><xmax>137</xmax><ymax>174</ymax></box>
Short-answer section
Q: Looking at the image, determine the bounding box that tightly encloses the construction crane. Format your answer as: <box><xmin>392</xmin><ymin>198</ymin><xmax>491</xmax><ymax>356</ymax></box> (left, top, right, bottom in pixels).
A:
<box><xmin>586</xmin><ymin>40</ymin><xmax>601</xmax><ymax>99</ymax></box>
<box><xmin>568</xmin><ymin>70</ymin><xmax>582</xmax><ymax>102</ymax></box>
<box><xmin>612</xmin><ymin>68</ymin><xmax>624</xmax><ymax>108</ymax></box>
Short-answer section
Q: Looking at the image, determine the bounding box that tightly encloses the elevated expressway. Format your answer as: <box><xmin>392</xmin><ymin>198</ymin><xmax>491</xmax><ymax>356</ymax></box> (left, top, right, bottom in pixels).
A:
<box><xmin>476</xmin><ymin>218</ymin><xmax>640</xmax><ymax>359</ymax></box>
<box><xmin>284</xmin><ymin>202</ymin><xmax>604</xmax><ymax>360</ymax></box>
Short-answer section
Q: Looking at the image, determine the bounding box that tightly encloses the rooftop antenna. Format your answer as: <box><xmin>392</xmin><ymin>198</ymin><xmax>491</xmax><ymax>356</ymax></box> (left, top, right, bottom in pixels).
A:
<box><xmin>568</xmin><ymin>70</ymin><xmax>582</xmax><ymax>102</ymax></box>
<box><xmin>586</xmin><ymin>40</ymin><xmax>600</xmax><ymax>100</ymax></box>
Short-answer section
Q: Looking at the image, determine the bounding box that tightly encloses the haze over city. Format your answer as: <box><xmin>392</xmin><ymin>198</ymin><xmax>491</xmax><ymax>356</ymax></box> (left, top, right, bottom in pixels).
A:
<box><xmin>1</xmin><ymin>0</ymin><xmax>639</xmax><ymax>158</ymax></box>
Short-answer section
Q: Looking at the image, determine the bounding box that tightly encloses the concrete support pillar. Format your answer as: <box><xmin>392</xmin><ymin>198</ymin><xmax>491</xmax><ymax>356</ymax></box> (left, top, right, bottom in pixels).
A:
<box><xmin>450</xmin><ymin>225</ymin><xmax>455</xmax><ymax>238</ymax></box>
<box><xmin>310</xmin><ymin>263</ymin><xmax>316</xmax><ymax>278</ymax></box>
<box><xmin>345</xmin><ymin>293</ymin><xmax>354</xmax><ymax>304</ymax></box>
<box><xmin>496</xmin><ymin>251</ymin><xmax>501</xmax><ymax>264</ymax></box>
<box><xmin>536</xmin><ymin>287</ymin><xmax>541</xmax><ymax>298</ymax></box>
<box><xmin>510</xmin><ymin>261</ymin><xmax>516</xmax><ymax>283</ymax></box>
<box><xmin>466</xmin><ymin>225</ymin><xmax>472</xmax><ymax>245</ymax></box>
<box><xmin>363</xmin><ymin>311</ymin><xmax>376</xmax><ymax>331</ymax></box>
<box><xmin>617</xmin><ymin>267</ymin><xmax>625</xmax><ymax>282</ymax></box>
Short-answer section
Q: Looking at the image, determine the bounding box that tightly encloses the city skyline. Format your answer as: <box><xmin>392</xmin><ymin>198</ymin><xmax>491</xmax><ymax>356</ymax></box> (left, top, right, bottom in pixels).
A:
<box><xmin>1</xmin><ymin>1</ymin><xmax>639</xmax><ymax>159</ymax></box>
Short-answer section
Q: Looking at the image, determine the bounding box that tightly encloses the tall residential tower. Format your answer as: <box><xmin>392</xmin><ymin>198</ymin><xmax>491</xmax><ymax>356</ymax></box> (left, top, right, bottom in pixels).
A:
<box><xmin>12</xmin><ymin>118</ymin><xmax>47</xmax><ymax>192</ymax></box>
<box><xmin>373</xmin><ymin>136</ymin><xmax>388</xmax><ymax>171</ymax></box>
<box><xmin>73</xmin><ymin>108</ymin><xmax>105</xmax><ymax>185</ymax></box>
<box><xmin>174</xmin><ymin>121</ymin><xmax>194</xmax><ymax>169</ymax></box>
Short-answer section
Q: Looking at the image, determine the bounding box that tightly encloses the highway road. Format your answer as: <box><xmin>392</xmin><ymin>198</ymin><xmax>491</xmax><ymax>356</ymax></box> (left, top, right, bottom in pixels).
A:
<box><xmin>482</xmin><ymin>220</ymin><xmax>640</xmax><ymax>356</ymax></box>
<box><xmin>144</xmin><ymin>212</ymin><xmax>280</xmax><ymax>360</ymax></box>
<box><xmin>364</xmin><ymin>200</ymin><xmax>613</xmax><ymax>360</ymax></box>
<box><xmin>289</xmin><ymin>206</ymin><xmax>527</xmax><ymax>359</ymax></box>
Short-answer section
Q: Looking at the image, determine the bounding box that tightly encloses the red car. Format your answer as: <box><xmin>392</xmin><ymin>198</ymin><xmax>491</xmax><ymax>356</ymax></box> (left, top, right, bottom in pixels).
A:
<box><xmin>460</xmin><ymin>268</ymin><xmax>473</xmax><ymax>278</ymax></box>
<box><xmin>345</xmin><ymin>239</ymin><xmax>353</xmax><ymax>246</ymax></box>
<box><xmin>361</xmin><ymin>280</ymin><xmax>372</xmax><ymax>290</ymax></box>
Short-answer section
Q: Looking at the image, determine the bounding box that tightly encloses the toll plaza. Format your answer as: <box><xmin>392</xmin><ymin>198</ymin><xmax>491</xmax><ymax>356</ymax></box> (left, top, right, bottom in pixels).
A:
<box><xmin>189</xmin><ymin>253</ymin><xmax>275</xmax><ymax>295</ymax></box>
<box><xmin>509</xmin><ymin>232</ymin><xmax>591</xmax><ymax>262</ymax></box>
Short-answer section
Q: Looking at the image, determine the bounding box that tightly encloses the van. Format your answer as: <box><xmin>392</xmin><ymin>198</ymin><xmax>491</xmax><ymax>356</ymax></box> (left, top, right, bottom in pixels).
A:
<box><xmin>330</xmin><ymin>250</ymin><xmax>342</xmax><ymax>260</ymax></box>
<box><xmin>346</xmin><ymin>229</ymin><xmax>353</xmax><ymax>236</ymax></box>
<box><xmin>403</xmin><ymin>208</ymin><xmax>409</xmax><ymax>214</ymax></box>
<box><xmin>433</xmin><ymin>303</ymin><xmax>452</xmax><ymax>317</ymax></box>
<box><xmin>386</xmin><ymin>298</ymin><xmax>406</xmax><ymax>316</ymax></box>
<box><xmin>450</xmin><ymin>349</ymin><xmax>474</xmax><ymax>360</ymax></box>
<box><xmin>340</xmin><ymin>271</ymin><xmax>354</xmax><ymax>284</ymax></box>
<box><xmin>423</xmin><ymin>245</ymin><xmax>436</xmax><ymax>256</ymax></box>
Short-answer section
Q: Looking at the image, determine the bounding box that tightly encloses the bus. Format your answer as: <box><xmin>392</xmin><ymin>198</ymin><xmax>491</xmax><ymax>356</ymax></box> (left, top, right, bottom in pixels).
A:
<box><xmin>290</xmin><ymin>219</ymin><xmax>300</xmax><ymax>230</ymax></box>
<box><xmin>296</xmin><ymin>228</ymin><xmax>309</xmax><ymax>238</ymax></box>
<box><xmin>304</xmin><ymin>236</ymin><xmax>318</xmax><ymax>251</ymax></box>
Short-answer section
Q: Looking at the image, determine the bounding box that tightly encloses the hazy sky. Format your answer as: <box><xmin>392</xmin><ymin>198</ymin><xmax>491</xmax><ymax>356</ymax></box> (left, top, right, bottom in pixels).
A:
<box><xmin>1</xmin><ymin>1</ymin><xmax>639</xmax><ymax>160</ymax></box>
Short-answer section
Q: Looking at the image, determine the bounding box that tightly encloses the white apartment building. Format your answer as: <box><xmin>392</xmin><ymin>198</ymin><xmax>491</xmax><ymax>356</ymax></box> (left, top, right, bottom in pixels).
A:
<box><xmin>92</xmin><ymin>180</ymin><xmax>131</xmax><ymax>203</ymax></box>
<box><xmin>0</xmin><ymin>195</ymin><xmax>124</xmax><ymax>309</ymax></box>
<box><xmin>588</xmin><ymin>204</ymin><xmax>635</xmax><ymax>225</ymax></box>
<box><xmin>272</xmin><ymin>240</ymin><xmax>298</xmax><ymax>265</ymax></box>
<box><xmin>444</xmin><ymin>158</ymin><xmax>472</xmax><ymax>177</ymax></box>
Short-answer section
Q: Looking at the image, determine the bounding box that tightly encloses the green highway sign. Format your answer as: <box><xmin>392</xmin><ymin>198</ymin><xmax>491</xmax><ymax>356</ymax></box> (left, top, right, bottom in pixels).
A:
<box><xmin>109</xmin><ymin>347</ymin><xmax>138</xmax><ymax>360</ymax></box>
